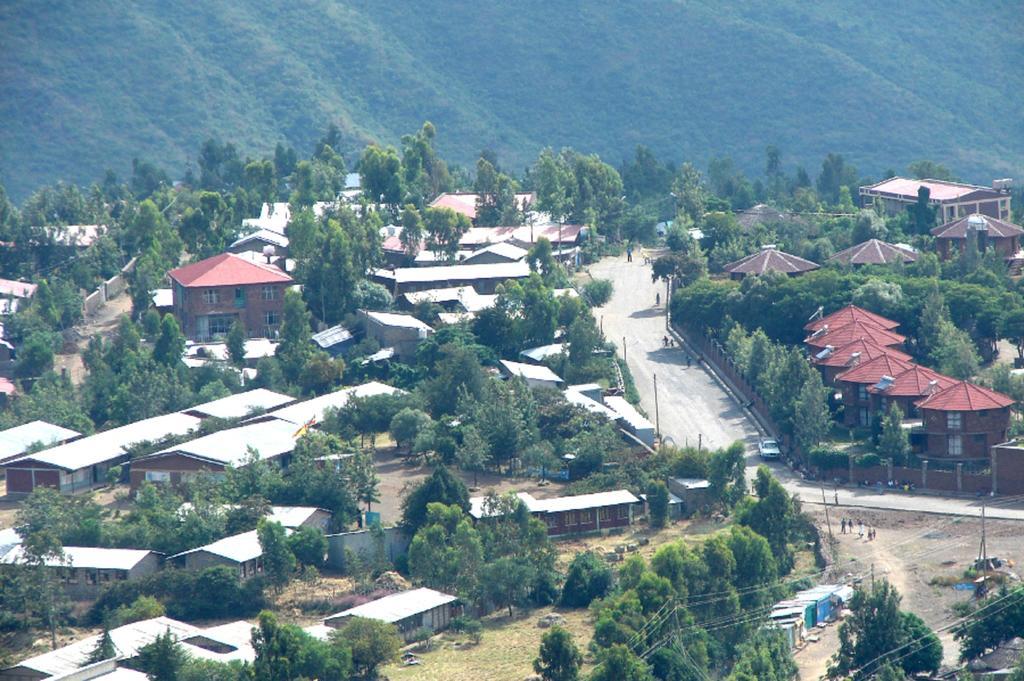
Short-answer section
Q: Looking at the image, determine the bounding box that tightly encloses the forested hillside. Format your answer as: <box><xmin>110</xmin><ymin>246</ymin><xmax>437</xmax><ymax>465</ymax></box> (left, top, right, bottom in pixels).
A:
<box><xmin>2</xmin><ymin>0</ymin><xmax>1022</xmax><ymax>199</ymax></box>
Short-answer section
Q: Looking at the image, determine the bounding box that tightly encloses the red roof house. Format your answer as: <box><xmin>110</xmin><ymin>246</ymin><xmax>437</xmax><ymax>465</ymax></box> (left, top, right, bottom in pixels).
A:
<box><xmin>723</xmin><ymin>246</ymin><xmax>819</xmax><ymax>279</ymax></box>
<box><xmin>812</xmin><ymin>339</ymin><xmax>912</xmax><ymax>385</ymax></box>
<box><xmin>168</xmin><ymin>253</ymin><xmax>293</xmax><ymax>342</ymax></box>
<box><xmin>429</xmin><ymin>192</ymin><xmax>535</xmax><ymax>222</ymax></box>
<box><xmin>805</xmin><ymin>305</ymin><xmax>900</xmax><ymax>332</ymax></box>
<box><xmin>835</xmin><ymin>354</ymin><xmax>915</xmax><ymax>427</ymax></box>
<box><xmin>915</xmin><ymin>381</ymin><xmax>1015</xmax><ymax>460</ymax></box>
<box><xmin>804</xmin><ymin>320</ymin><xmax>906</xmax><ymax>351</ymax></box>
<box><xmin>931</xmin><ymin>214</ymin><xmax>1024</xmax><ymax>260</ymax></box>
<box><xmin>827</xmin><ymin>239</ymin><xmax>917</xmax><ymax>266</ymax></box>
<box><xmin>867</xmin><ymin>365</ymin><xmax>957</xmax><ymax>418</ymax></box>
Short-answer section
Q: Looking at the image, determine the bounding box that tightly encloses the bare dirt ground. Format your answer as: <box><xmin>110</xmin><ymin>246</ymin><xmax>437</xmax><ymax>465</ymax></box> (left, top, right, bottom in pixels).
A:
<box><xmin>53</xmin><ymin>292</ymin><xmax>133</xmax><ymax>384</ymax></box>
<box><xmin>795</xmin><ymin>505</ymin><xmax>1024</xmax><ymax>680</ymax></box>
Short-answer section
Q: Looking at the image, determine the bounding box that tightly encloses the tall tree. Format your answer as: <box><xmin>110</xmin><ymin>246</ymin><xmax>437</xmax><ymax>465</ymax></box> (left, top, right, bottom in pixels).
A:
<box><xmin>15</xmin><ymin>488</ymin><xmax>71</xmax><ymax>647</ymax></box>
<box><xmin>332</xmin><ymin>616</ymin><xmax>401</xmax><ymax>680</ymax></box>
<box><xmin>793</xmin><ymin>372</ymin><xmax>830</xmax><ymax>453</ymax></box>
<box><xmin>277</xmin><ymin>289</ymin><xmax>313</xmax><ymax>383</ymax></box>
<box><xmin>226</xmin><ymin>320</ymin><xmax>247</xmax><ymax>367</ymax></box>
<box><xmin>257</xmin><ymin>519</ymin><xmax>296</xmax><ymax>592</ymax></box>
<box><xmin>135</xmin><ymin>629</ymin><xmax>188</xmax><ymax>681</ymax></box>
<box><xmin>153</xmin><ymin>314</ymin><xmax>185</xmax><ymax>366</ymax></box>
<box><xmin>534</xmin><ymin>626</ymin><xmax>583</xmax><ymax>681</ymax></box>
<box><xmin>878</xmin><ymin>403</ymin><xmax>910</xmax><ymax>466</ymax></box>
<box><xmin>423</xmin><ymin>206</ymin><xmax>471</xmax><ymax>260</ymax></box>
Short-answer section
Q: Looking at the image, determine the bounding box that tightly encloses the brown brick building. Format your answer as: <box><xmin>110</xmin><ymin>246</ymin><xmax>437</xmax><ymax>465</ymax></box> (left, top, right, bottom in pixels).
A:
<box><xmin>835</xmin><ymin>354</ymin><xmax>914</xmax><ymax>426</ymax></box>
<box><xmin>915</xmin><ymin>381</ymin><xmax>1014</xmax><ymax>460</ymax></box>
<box><xmin>859</xmin><ymin>177</ymin><xmax>1012</xmax><ymax>222</ymax></box>
<box><xmin>867</xmin><ymin>365</ymin><xmax>957</xmax><ymax>419</ymax></box>
<box><xmin>812</xmin><ymin>339</ymin><xmax>912</xmax><ymax>386</ymax></box>
<box><xmin>168</xmin><ymin>253</ymin><xmax>293</xmax><ymax>341</ymax></box>
<box><xmin>930</xmin><ymin>214</ymin><xmax>1024</xmax><ymax>261</ymax></box>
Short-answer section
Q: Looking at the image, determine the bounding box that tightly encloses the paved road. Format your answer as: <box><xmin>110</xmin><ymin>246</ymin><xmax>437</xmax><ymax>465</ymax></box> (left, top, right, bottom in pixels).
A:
<box><xmin>590</xmin><ymin>254</ymin><xmax>1024</xmax><ymax>521</ymax></box>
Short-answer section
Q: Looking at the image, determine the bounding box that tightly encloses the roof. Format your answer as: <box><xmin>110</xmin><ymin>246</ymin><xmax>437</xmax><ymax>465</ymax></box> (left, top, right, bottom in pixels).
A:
<box><xmin>804</xmin><ymin>320</ymin><xmax>906</xmax><ymax>350</ymax></box>
<box><xmin>171</xmin><ymin>529</ymin><xmax>264</xmax><ymax>563</ymax></box>
<box><xmin>184</xmin><ymin>338</ymin><xmax>279</xmax><ymax>362</ymax></box>
<box><xmin>563</xmin><ymin>389</ymin><xmax>620</xmax><ymax>420</ymax></box>
<box><xmin>268</xmin><ymin>506</ymin><xmax>329</xmax><ymax>528</ymax></box>
<box><xmin>867</xmin><ymin>365</ymin><xmax>958</xmax><ymax>397</ymax></box>
<box><xmin>834</xmin><ymin>354</ymin><xmax>914</xmax><ymax>386</ymax></box>
<box><xmin>325</xmin><ymin>587</ymin><xmax>459</xmax><ymax>624</ymax></box>
<box><xmin>0</xmin><ymin>420</ymin><xmax>81</xmax><ymax>463</ymax></box>
<box><xmin>459</xmin><ymin>223</ymin><xmax>585</xmax><ymax>247</ymax></box>
<box><xmin>603</xmin><ymin>395</ymin><xmax>655</xmax><ymax>432</ymax></box>
<box><xmin>828</xmin><ymin>239</ymin><xmax>917</xmax><ymax>266</ymax></box>
<box><xmin>0</xmin><ymin>545</ymin><xmax>156</xmax><ymax>570</ymax></box>
<box><xmin>0</xmin><ymin>278</ymin><xmax>37</xmax><ymax>298</ymax></box>
<box><xmin>312</xmin><ymin>324</ymin><xmax>354</xmax><ymax>350</ymax></box>
<box><xmin>861</xmin><ymin>177</ymin><xmax>1001</xmax><ymax>202</ymax></box>
<box><xmin>230</xmin><ymin>228</ymin><xmax>289</xmax><ymax>251</ymax></box>
<box><xmin>519</xmin><ymin>343</ymin><xmax>567</xmax><ymax>363</ymax></box>
<box><xmin>141</xmin><ymin>419</ymin><xmax>298</xmax><ymax>468</ymax></box>
<box><xmin>266</xmin><ymin>382</ymin><xmax>404</xmax><ymax>425</ymax></box>
<box><xmin>535</xmin><ymin>490</ymin><xmax>640</xmax><ymax>514</ymax></box>
<box><xmin>931</xmin><ymin>214</ymin><xmax>1024</xmax><ymax>239</ymax></box>
<box><xmin>499</xmin><ymin>359</ymin><xmax>563</xmax><ymax>384</ymax></box>
<box><xmin>185</xmin><ymin>388</ymin><xmax>295</xmax><ymax>420</ymax></box>
<box><xmin>669</xmin><ymin>477</ymin><xmax>711</xmax><ymax>490</ymax></box>
<box><xmin>723</xmin><ymin>247</ymin><xmax>819</xmax><ymax>276</ymax></box>
<box><xmin>168</xmin><ymin>253</ymin><xmax>293</xmax><ymax>288</ymax></box>
<box><xmin>469</xmin><ymin>492</ymin><xmax>543</xmax><ymax>518</ymax></box>
<box><xmin>151</xmin><ymin>288</ymin><xmax>173</xmax><ymax>308</ymax></box>
<box><xmin>370</xmin><ymin>261</ymin><xmax>530</xmax><ymax>285</ymax></box>
<box><xmin>429</xmin><ymin>192</ymin><xmax>535</xmax><ymax>220</ymax></box>
<box><xmin>805</xmin><ymin>304</ymin><xmax>900</xmax><ymax>332</ymax></box>
<box><xmin>53</xmin><ymin>224</ymin><xmax>105</xmax><ymax>248</ymax></box>
<box><xmin>915</xmin><ymin>381</ymin><xmax>1015</xmax><ymax>412</ymax></box>
<box><xmin>812</xmin><ymin>339</ymin><xmax>912</xmax><ymax>368</ymax></box>
<box><xmin>401</xmin><ymin>286</ymin><xmax>497</xmax><ymax>313</ymax></box>
<box><xmin>3</xmin><ymin>617</ymin><xmax>198</xmax><ymax>678</ymax></box>
<box><xmin>179</xmin><ymin>620</ymin><xmax>256</xmax><ymax>663</ymax></box>
<box><xmin>462</xmin><ymin>241</ymin><xmax>529</xmax><ymax>263</ymax></box>
<box><xmin>362</xmin><ymin>310</ymin><xmax>434</xmax><ymax>332</ymax></box>
<box><xmin>5</xmin><ymin>413</ymin><xmax>201</xmax><ymax>472</ymax></box>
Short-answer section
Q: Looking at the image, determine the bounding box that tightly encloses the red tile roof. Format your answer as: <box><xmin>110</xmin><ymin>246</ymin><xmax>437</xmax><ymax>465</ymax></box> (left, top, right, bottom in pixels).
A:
<box><xmin>812</xmin><ymin>339</ymin><xmax>912</xmax><ymax>368</ymax></box>
<box><xmin>915</xmin><ymin>381</ymin><xmax>1015</xmax><ymax>412</ymax></box>
<box><xmin>835</xmin><ymin>354</ymin><xmax>914</xmax><ymax>385</ymax></box>
<box><xmin>931</xmin><ymin>214</ymin><xmax>1024</xmax><ymax>240</ymax></box>
<box><xmin>827</xmin><ymin>239</ymin><xmax>917</xmax><ymax>266</ymax></box>
<box><xmin>723</xmin><ymin>247</ymin><xmax>819</xmax><ymax>276</ymax></box>
<box><xmin>867</xmin><ymin>365</ymin><xmax>957</xmax><ymax>397</ymax></box>
<box><xmin>804</xmin><ymin>320</ymin><xmax>906</xmax><ymax>350</ymax></box>
<box><xmin>805</xmin><ymin>305</ymin><xmax>899</xmax><ymax>332</ymax></box>
<box><xmin>168</xmin><ymin>253</ymin><xmax>293</xmax><ymax>288</ymax></box>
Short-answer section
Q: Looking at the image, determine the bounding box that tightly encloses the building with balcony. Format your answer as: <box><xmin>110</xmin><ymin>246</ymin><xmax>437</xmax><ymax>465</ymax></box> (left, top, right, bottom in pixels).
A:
<box><xmin>835</xmin><ymin>354</ymin><xmax>914</xmax><ymax>427</ymax></box>
<box><xmin>915</xmin><ymin>381</ymin><xmax>1014</xmax><ymax>460</ymax></box>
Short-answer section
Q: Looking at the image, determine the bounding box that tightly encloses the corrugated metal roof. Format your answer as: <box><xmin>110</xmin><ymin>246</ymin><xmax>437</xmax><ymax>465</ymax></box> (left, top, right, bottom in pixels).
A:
<box><xmin>499</xmin><ymin>359</ymin><xmax>563</xmax><ymax>384</ymax></box>
<box><xmin>603</xmin><ymin>395</ymin><xmax>655</xmax><ymax>432</ymax></box>
<box><xmin>0</xmin><ymin>545</ymin><xmax>156</xmax><ymax>570</ymax></box>
<box><xmin>534</xmin><ymin>490</ymin><xmax>640</xmax><ymax>513</ymax></box>
<box><xmin>462</xmin><ymin>241</ymin><xmax>529</xmax><ymax>263</ymax></box>
<box><xmin>363</xmin><ymin>310</ymin><xmax>434</xmax><ymax>331</ymax></box>
<box><xmin>519</xmin><ymin>344</ymin><xmax>566</xmax><ymax>363</ymax></box>
<box><xmin>266</xmin><ymin>382</ymin><xmax>404</xmax><ymax>426</ymax></box>
<box><xmin>312</xmin><ymin>324</ymin><xmax>354</xmax><ymax>349</ymax></box>
<box><xmin>5</xmin><ymin>413</ymin><xmax>202</xmax><ymax>472</ymax></box>
<box><xmin>325</xmin><ymin>588</ymin><xmax>458</xmax><ymax>624</ymax></box>
<box><xmin>186</xmin><ymin>388</ymin><xmax>295</xmax><ymax>420</ymax></box>
<box><xmin>401</xmin><ymin>286</ymin><xmax>496</xmax><ymax>313</ymax></box>
<box><xmin>371</xmin><ymin>261</ymin><xmax>530</xmax><ymax>285</ymax></box>
<box><xmin>563</xmin><ymin>389</ymin><xmax>620</xmax><ymax>420</ymax></box>
<box><xmin>0</xmin><ymin>420</ymin><xmax>81</xmax><ymax>463</ymax></box>
<box><xmin>171</xmin><ymin>530</ymin><xmax>264</xmax><ymax>563</ymax></box>
<box><xmin>143</xmin><ymin>419</ymin><xmax>298</xmax><ymax>467</ymax></box>
<box><xmin>180</xmin><ymin>620</ymin><xmax>256</xmax><ymax>663</ymax></box>
<box><xmin>268</xmin><ymin>506</ymin><xmax>329</xmax><ymax>528</ymax></box>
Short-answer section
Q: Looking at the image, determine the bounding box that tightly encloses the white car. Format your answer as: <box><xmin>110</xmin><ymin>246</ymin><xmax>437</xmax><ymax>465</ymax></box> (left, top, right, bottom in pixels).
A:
<box><xmin>758</xmin><ymin>439</ymin><xmax>781</xmax><ymax>459</ymax></box>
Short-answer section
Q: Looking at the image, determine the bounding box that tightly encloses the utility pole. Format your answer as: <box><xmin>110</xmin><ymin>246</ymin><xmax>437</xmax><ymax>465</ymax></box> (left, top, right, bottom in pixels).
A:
<box><xmin>978</xmin><ymin>503</ymin><xmax>988</xmax><ymax>568</ymax></box>
<box><xmin>870</xmin><ymin>563</ymin><xmax>875</xmax><ymax>588</ymax></box>
<box><xmin>654</xmin><ymin>373</ymin><xmax>661</xmax><ymax>441</ymax></box>
<box><xmin>697</xmin><ymin>433</ymin><xmax>702</xmax><ymax>455</ymax></box>
<box><xmin>820</xmin><ymin>482</ymin><xmax>833</xmax><ymax>539</ymax></box>
<box><xmin>623</xmin><ymin>336</ymin><xmax>627</xmax><ymax>364</ymax></box>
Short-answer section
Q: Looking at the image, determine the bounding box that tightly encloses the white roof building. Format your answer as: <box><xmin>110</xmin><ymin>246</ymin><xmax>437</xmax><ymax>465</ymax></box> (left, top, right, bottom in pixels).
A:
<box><xmin>362</xmin><ymin>310</ymin><xmax>434</xmax><ymax>333</ymax></box>
<box><xmin>241</xmin><ymin>202</ymin><xmax>334</xmax><ymax>235</ymax></box>
<box><xmin>370</xmin><ymin>261</ymin><xmax>530</xmax><ymax>286</ymax></box>
<box><xmin>324</xmin><ymin>588</ymin><xmax>458</xmax><ymax>626</ymax></box>
<box><xmin>469</xmin><ymin>490</ymin><xmax>640</xmax><ymax>519</ymax></box>
<box><xmin>0</xmin><ymin>420</ymin><xmax>81</xmax><ymax>464</ymax></box>
<box><xmin>519</xmin><ymin>343</ymin><xmax>566</xmax><ymax>363</ymax></box>
<box><xmin>461</xmin><ymin>241</ymin><xmax>529</xmax><ymax>263</ymax></box>
<box><xmin>0</xmin><ymin>545</ymin><xmax>157</xmax><ymax>571</ymax></box>
<box><xmin>264</xmin><ymin>382</ymin><xmax>404</xmax><ymax>426</ymax></box>
<box><xmin>499</xmin><ymin>360</ymin><xmax>563</xmax><ymax>388</ymax></box>
<box><xmin>230</xmin><ymin>229</ymin><xmax>289</xmax><ymax>251</ymax></box>
<box><xmin>603</xmin><ymin>395</ymin><xmax>656</xmax><ymax>446</ymax></box>
<box><xmin>144</xmin><ymin>419</ymin><xmax>298</xmax><ymax>468</ymax></box>
<box><xmin>184</xmin><ymin>388</ymin><xmax>295</xmax><ymax>420</ymax></box>
<box><xmin>178</xmin><ymin>620</ymin><xmax>256</xmax><ymax>663</ymax></box>
<box><xmin>563</xmin><ymin>389</ymin><xmax>620</xmax><ymax>421</ymax></box>
<box><xmin>171</xmin><ymin>530</ymin><xmax>264</xmax><ymax>564</ymax></box>
<box><xmin>401</xmin><ymin>287</ymin><xmax>496</xmax><ymax>313</ymax></box>
<box><xmin>311</xmin><ymin>324</ymin><xmax>354</xmax><ymax>352</ymax></box>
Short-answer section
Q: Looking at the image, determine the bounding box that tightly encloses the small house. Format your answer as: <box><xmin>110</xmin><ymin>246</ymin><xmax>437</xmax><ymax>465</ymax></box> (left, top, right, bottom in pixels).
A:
<box><xmin>666</xmin><ymin>478</ymin><xmax>712</xmax><ymax>515</ymax></box>
<box><xmin>931</xmin><ymin>214</ymin><xmax>1024</xmax><ymax>260</ymax></box>
<box><xmin>722</xmin><ymin>246</ymin><xmax>819</xmax><ymax>280</ymax></box>
<box><xmin>469</xmin><ymin>490</ymin><xmax>640</xmax><ymax>537</ymax></box>
<box><xmin>859</xmin><ymin>177</ymin><xmax>1012</xmax><ymax>222</ymax></box>
<box><xmin>0</xmin><ymin>546</ymin><xmax>161</xmax><ymax>601</ymax></box>
<box><xmin>805</xmin><ymin>305</ymin><xmax>900</xmax><ymax>334</ymax></box>
<box><xmin>603</xmin><ymin>395</ymin><xmax>655</xmax><ymax>446</ymax></box>
<box><xmin>369</xmin><ymin>262</ymin><xmax>531</xmax><ymax>296</ymax></box>
<box><xmin>359</xmin><ymin>310</ymin><xmax>433</xmax><ymax>362</ymax></box>
<box><xmin>183</xmin><ymin>388</ymin><xmax>295</xmax><ymax>421</ymax></box>
<box><xmin>169</xmin><ymin>530</ymin><xmax>267</xmax><ymax>580</ymax></box>
<box><xmin>311</xmin><ymin>324</ymin><xmax>355</xmax><ymax>357</ymax></box>
<box><xmin>499</xmin><ymin>359</ymin><xmax>564</xmax><ymax>390</ymax></box>
<box><xmin>324</xmin><ymin>588</ymin><xmax>461</xmax><ymax>642</ymax></box>
<box><xmin>827</xmin><ymin>239</ymin><xmax>917</xmax><ymax>266</ymax></box>
<box><xmin>915</xmin><ymin>381</ymin><xmax>1014</xmax><ymax>460</ymax></box>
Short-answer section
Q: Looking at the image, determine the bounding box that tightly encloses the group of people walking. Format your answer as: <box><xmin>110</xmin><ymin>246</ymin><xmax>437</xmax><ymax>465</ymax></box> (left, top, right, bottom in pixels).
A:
<box><xmin>840</xmin><ymin>517</ymin><xmax>876</xmax><ymax>540</ymax></box>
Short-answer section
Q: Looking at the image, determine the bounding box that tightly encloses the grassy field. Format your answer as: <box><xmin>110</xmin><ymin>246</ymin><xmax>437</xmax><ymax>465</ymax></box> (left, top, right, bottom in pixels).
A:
<box><xmin>382</xmin><ymin>605</ymin><xmax>595</xmax><ymax>681</ymax></box>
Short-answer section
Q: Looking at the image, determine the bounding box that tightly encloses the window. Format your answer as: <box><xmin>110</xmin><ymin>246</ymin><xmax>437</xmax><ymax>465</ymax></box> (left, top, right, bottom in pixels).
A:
<box><xmin>208</xmin><ymin>315</ymin><xmax>233</xmax><ymax>337</ymax></box>
<box><xmin>262</xmin><ymin>285</ymin><xmax>277</xmax><ymax>301</ymax></box>
<box><xmin>859</xmin><ymin>408</ymin><xmax>869</xmax><ymax>427</ymax></box>
<box><xmin>581</xmin><ymin>510</ymin><xmax>594</xmax><ymax>524</ymax></box>
<box><xmin>857</xmin><ymin>385</ymin><xmax>867</xmax><ymax>401</ymax></box>
<box><xmin>618</xmin><ymin>505</ymin><xmax>629</xmax><ymax>519</ymax></box>
<box><xmin>264</xmin><ymin>311</ymin><xmax>280</xmax><ymax>327</ymax></box>
<box><xmin>545</xmin><ymin>514</ymin><xmax>558</xmax><ymax>528</ymax></box>
<box><xmin>978</xmin><ymin>410</ymin><xmax>989</xmax><ymax>418</ymax></box>
<box><xmin>947</xmin><ymin>412</ymin><xmax>962</xmax><ymax>430</ymax></box>
<box><xmin>948</xmin><ymin>435</ymin><xmax>963</xmax><ymax>456</ymax></box>
<box><xmin>234</xmin><ymin>288</ymin><xmax>246</xmax><ymax>308</ymax></box>
<box><xmin>599</xmin><ymin>507</ymin><xmax>613</xmax><ymax>522</ymax></box>
<box><xmin>145</xmin><ymin>471</ymin><xmax>170</xmax><ymax>483</ymax></box>
<box><xmin>202</xmin><ymin>289</ymin><xmax>220</xmax><ymax>304</ymax></box>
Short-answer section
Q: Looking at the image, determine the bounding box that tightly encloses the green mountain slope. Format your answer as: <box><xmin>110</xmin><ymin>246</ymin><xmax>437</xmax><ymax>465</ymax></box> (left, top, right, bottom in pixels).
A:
<box><xmin>2</xmin><ymin>0</ymin><xmax>1022</xmax><ymax>199</ymax></box>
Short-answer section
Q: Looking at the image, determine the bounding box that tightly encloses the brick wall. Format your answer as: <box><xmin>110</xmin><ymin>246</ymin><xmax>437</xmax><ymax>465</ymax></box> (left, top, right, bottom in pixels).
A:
<box><xmin>173</xmin><ymin>282</ymin><xmax>286</xmax><ymax>341</ymax></box>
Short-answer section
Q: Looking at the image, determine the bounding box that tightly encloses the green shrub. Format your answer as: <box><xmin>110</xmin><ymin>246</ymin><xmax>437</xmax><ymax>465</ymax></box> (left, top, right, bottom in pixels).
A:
<box><xmin>583</xmin><ymin>279</ymin><xmax>613</xmax><ymax>307</ymax></box>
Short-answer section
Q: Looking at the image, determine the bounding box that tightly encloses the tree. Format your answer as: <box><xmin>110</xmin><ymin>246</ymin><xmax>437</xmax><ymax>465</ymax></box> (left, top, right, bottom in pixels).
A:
<box><xmin>793</xmin><ymin>372</ymin><xmax>830</xmax><ymax>453</ymax></box>
<box><xmin>423</xmin><ymin>206</ymin><xmax>471</xmax><ymax>260</ymax></box>
<box><xmin>257</xmin><ymin>519</ymin><xmax>295</xmax><ymax>592</ymax></box>
<box><xmin>583</xmin><ymin>279</ymin><xmax>613</xmax><ymax>307</ymax></box>
<box><xmin>333</xmin><ymin>617</ymin><xmax>401</xmax><ymax>679</ymax></box>
<box><xmin>14</xmin><ymin>331</ymin><xmax>55</xmax><ymax>378</ymax></box>
<box><xmin>534</xmin><ymin>626</ymin><xmax>583</xmax><ymax>681</ymax></box>
<box><xmin>87</xmin><ymin>623</ymin><xmax>116</xmax><ymax>663</ymax></box>
<box><xmin>642</xmin><ymin>481</ymin><xmax>672</xmax><ymax>532</ymax></box>
<box><xmin>389</xmin><ymin>407</ymin><xmax>432</xmax><ymax>453</ymax></box>
<box><xmin>932</xmin><ymin>319</ymin><xmax>980</xmax><ymax>379</ymax></box>
<box><xmin>287</xmin><ymin>526</ymin><xmax>327</xmax><ymax>568</ymax></box>
<box><xmin>878</xmin><ymin>403</ymin><xmax>910</xmax><ymax>466</ymax></box>
<box><xmin>15</xmin><ymin>487</ymin><xmax>71</xmax><ymax>647</ymax></box>
<box><xmin>481</xmin><ymin>555</ymin><xmax>535</xmax><ymax>616</ymax></box>
<box><xmin>250</xmin><ymin>610</ymin><xmax>351</xmax><ymax>681</ymax></box>
<box><xmin>400</xmin><ymin>204</ymin><xmax>424</xmax><ymax>257</ymax></box>
<box><xmin>728</xmin><ymin>628</ymin><xmax>798</xmax><ymax>681</ymax></box>
<box><xmin>1002</xmin><ymin>309</ymin><xmax>1024</xmax><ymax>362</ymax></box>
<box><xmin>135</xmin><ymin>629</ymin><xmax>188</xmax><ymax>681</ymax></box>
<box><xmin>407</xmin><ymin>503</ymin><xmax>484</xmax><ymax>594</ymax></box>
<box><xmin>227</xmin><ymin>321</ymin><xmax>247</xmax><ymax>367</ymax></box>
<box><xmin>590</xmin><ymin>644</ymin><xmax>654</xmax><ymax>681</ymax></box>
<box><xmin>829</xmin><ymin>580</ymin><xmax>942</xmax><ymax>679</ymax></box>
<box><xmin>560</xmin><ymin>552</ymin><xmax>612</xmax><ymax>607</ymax></box>
<box><xmin>277</xmin><ymin>289</ymin><xmax>313</xmax><ymax>383</ymax></box>
<box><xmin>348</xmin><ymin>452</ymin><xmax>380</xmax><ymax>512</ymax></box>
<box><xmin>153</xmin><ymin>314</ymin><xmax>185</xmax><ymax>366</ymax></box>
<box><xmin>455</xmin><ymin>424</ymin><xmax>490</xmax><ymax>487</ymax></box>
<box><xmin>359</xmin><ymin>144</ymin><xmax>403</xmax><ymax>206</ymax></box>
<box><xmin>401</xmin><ymin>466</ymin><xmax>471</xmax><ymax>531</ymax></box>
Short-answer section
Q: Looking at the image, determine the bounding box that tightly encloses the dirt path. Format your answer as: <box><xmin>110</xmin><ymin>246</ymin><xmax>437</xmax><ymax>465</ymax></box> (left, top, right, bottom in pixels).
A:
<box><xmin>53</xmin><ymin>293</ymin><xmax>133</xmax><ymax>384</ymax></box>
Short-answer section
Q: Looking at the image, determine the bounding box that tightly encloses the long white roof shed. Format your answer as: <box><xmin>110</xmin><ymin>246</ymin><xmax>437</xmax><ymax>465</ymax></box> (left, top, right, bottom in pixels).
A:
<box><xmin>170</xmin><ymin>529</ymin><xmax>265</xmax><ymax>564</ymax></box>
<box><xmin>324</xmin><ymin>588</ymin><xmax>458</xmax><ymax>626</ymax></box>
<box><xmin>142</xmin><ymin>419</ymin><xmax>299</xmax><ymax>468</ymax></box>
<box><xmin>265</xmin><ymin>382</ymin><xmax>404</xmax><ymax>426</ymax></box>
<box><xmin>0</xmin><ymin>545</ymin><xmax>157</xmax><ymax>570</ymax></box>
<box><xmin>0</xmin><ymin>420</ymin><xmax>81</xmax><ymax>463</ymax></box>
<box><xmin>183</xmin><ymin>388</ymin><xmax>295</xmax><ymax>420</ymax></box>
<box><xmin>5</xmin><ymin>412</ymin><xmax>201</xmax><ymax>472</ymax></box>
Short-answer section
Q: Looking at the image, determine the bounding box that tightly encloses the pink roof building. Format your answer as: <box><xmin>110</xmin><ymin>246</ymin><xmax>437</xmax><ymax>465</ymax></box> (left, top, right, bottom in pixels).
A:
<box><xmin>859</xmin><ymin>177</ymin><xmax>1012</xmax><ymax>223</ymax></box>
<box><xmin>722</xmin><ymin>246</ymin><xmax>819</xmax><ymax>279</ymax></box>
<box><xmin>827</xmin><ymin>239</ymin><xmax>917</xmax><ymax>266</ymax></box>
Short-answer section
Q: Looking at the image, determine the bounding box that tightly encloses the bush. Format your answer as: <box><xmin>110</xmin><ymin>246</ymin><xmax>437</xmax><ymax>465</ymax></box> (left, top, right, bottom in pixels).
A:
<box><xmin>855</xmin><ymin>453</ymin><xmax>882</xmax><ymax>469</ymax></box>
<box><xmin>583</xmin><ymin>279</ymin><xmax>613</xmax><ymax>307</ymax></box>
<box><xmin>808</xmin><ymin>446</ymin><xmax>849</xmax><ymax>471</ymax></box>
<box><xmin>560</xmin><ymin>551</ymin><xmax>612</xmax><ymax>607</ymax></box>
<box><xmin>110</xmin><ymin>595</ymin><xmax>165</xmax><ymax>626</ymax></box>
<box><xmin>450</xmin><ymin>615</ymin><xmax>483</xmax><ymax>644</ymax></box>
